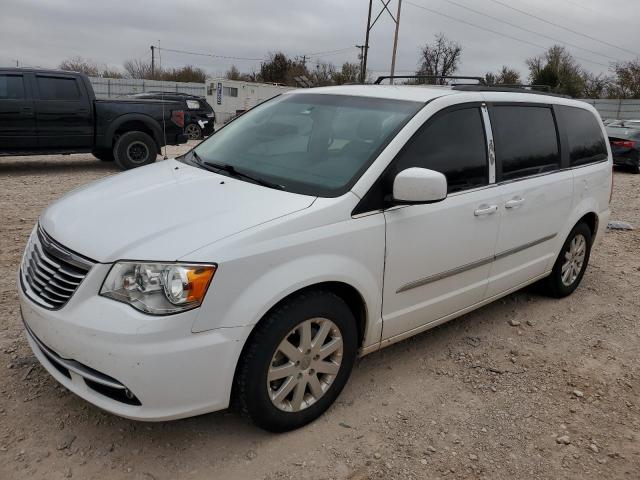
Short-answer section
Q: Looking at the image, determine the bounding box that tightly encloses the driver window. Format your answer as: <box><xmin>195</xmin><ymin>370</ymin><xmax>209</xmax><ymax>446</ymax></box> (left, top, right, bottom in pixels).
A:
<box><xmin>394</xmin><ymin>107</ymin><xmax>489</xmax><ymax>193</ymax></box>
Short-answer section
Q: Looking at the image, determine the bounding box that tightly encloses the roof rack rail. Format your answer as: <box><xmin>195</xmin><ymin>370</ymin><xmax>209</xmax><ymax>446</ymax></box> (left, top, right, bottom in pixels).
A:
<box><xmin>374</xmin><ymin>75</ymin><xmax>485</xmax><ymax>85</ymax></box>
<box><xmin>451</xmin><ymin>84</ymin><xmax>570</xmax><ymax>98</ymax></box>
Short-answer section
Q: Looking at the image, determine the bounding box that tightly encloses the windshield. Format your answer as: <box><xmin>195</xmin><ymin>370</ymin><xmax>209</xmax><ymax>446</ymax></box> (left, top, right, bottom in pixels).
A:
<box><xmin>190</xmin><ymin>93</ymin><xmax>423</xmax><ymax>196</ymax></box>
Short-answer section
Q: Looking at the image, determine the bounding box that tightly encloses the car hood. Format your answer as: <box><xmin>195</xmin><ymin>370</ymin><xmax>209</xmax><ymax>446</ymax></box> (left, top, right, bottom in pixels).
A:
<box><xmin>40</xmin><ymin>159</ymin><xmax>316</xmax><ymax>262</ymax></box>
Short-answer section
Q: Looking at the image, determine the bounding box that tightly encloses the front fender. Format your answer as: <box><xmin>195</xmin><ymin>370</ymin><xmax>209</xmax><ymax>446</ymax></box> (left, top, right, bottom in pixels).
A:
<box><xmin>189</xmin><ymin>206</ymin><xmax>386</xmax><ymax>351</ymax></box>
<box><xmin>193</xmin><ymin>253</ymin><xmax>383</xmax><ymax>350</ymax></box>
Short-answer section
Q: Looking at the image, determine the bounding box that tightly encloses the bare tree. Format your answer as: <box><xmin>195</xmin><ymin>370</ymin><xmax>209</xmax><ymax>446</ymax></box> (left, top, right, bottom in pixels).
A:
<box><xmin>610</xmin><ymin>60</ymin><xmax>640</xmax><ymax>99</ymax></box>
<box><xmin>416</xmin><ymin>33</ymin><xmax>462</xmax><ymax>84</ymax></box>
<box><xmin>309</xmin><ymin>61</ymin><xmax>336</xmax><ymax>86</ymax></box>
<box><xmin>59</xmin><ymin>56</ymin><xmax>123</xmax><ymax>78</ymax></box>
<box><xmin>225</xmin><ymin>65</ymin><xmax>242</xmax><ymax>80</ymax></box>
<box><xmin>123</xmin><ymin>59</ymin><xmax>153</xmax><ymax>79</ymax></box>
<box><xmin>332</xmin><ymin>62</ymin><xmax>360</xmax><ymax>85</ymax></box>
<box><xmin>583</xmin><ymin>73</ymin><xmax>612</xmax><ymax>98</ymax></box>
<box><xmin>59</xmin><ymin>56</ymin><xmax>100</xmax><ymax>76</ymax></box>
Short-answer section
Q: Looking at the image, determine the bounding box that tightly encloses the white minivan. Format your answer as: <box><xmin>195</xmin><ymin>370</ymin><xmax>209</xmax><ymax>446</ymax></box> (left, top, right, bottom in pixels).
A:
<box><xmin>19</xmin><ymin>84</ymin><xmax>612</xmax><ymax>431</ymax></box>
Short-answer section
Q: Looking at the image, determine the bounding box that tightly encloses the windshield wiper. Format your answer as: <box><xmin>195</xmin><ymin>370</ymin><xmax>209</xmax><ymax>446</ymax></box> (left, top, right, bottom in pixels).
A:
<box><xmin>191</xmin><ymin>151</ymin><xmax>285</xmax><ymax>190</ymax></box>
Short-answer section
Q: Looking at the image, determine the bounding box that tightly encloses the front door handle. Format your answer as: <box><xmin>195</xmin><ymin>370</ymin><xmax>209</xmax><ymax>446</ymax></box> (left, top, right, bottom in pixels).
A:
<box><xmin>474</xmin><ymin>204</ymin><xmax>498</xmax><ymax>216</ymax></box>
<box><xmin>505</xmin><ymin>197</ymin><xmax>525</xmax><ymax>209</ymax></box>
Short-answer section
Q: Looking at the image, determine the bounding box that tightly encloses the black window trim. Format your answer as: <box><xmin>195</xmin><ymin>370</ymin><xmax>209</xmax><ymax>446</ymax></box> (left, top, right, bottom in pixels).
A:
<box><xmin>352</xmin><ymin>101</ymin><xmax>490</xmax><ymax>216</ymax></box>
<box><xmin>34</xmin><ymin>73</ymin><xmax>83</xmax><ymax>101</ymax></box>
<box><xmin>486</xmin><ymin>101</ymin><xmax>563</xmax><ymax>184</ymax></box>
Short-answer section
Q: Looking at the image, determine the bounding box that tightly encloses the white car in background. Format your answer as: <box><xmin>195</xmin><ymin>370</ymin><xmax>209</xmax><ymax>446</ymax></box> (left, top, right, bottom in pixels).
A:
<box><xmin>19</xmin><ymin>83</ymin><xmax>612</xmax><ymax>431</ymax></box>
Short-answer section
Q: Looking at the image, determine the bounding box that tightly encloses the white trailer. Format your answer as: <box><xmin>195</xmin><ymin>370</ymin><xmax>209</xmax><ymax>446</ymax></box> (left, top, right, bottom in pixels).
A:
<box><xmin>206</xmin><ymin>78</ymin><xmax>295</xmax><ymax>123</ymax></box>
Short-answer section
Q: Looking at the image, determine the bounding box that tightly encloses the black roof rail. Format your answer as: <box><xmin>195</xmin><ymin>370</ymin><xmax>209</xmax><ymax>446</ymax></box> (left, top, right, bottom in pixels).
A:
<box><xmin>374</xmin><ymin>75</ymin><xmax>485</xmax><ymax>85</ymax></box>
<box><xmin>451</xmin><ymin>84</ymin><xmax>570</xmax><ymax>98</ymax></box>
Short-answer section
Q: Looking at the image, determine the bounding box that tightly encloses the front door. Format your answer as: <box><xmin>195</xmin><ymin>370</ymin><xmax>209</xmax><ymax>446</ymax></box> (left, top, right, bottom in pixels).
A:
<box><xmin>382</xmin><ymin>105</ymin><xmax>501</xmax><ymax>342</ymax></box>
<box><xmin>0</xmin><ymin>72</ymin><xmax>36</xmax><ymax>150</ymax></box>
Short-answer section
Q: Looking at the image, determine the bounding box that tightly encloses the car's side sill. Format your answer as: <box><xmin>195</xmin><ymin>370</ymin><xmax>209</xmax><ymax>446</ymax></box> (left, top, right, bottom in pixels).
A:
<box><xmin>396</xmin><ymin>234</ymin><xmax>556</xmax><ymax>294</ymax></box>
<box><xmin>358</xmin><ymin>270</ymin><xmax>551</xmax><ymax>357</ymax></box>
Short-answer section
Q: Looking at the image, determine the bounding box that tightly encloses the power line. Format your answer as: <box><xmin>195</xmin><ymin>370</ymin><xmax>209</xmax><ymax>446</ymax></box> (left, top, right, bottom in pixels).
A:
<box><xmin>157</xmin><ymin>47</ymin><xmax>264</xmax><ymax>62</ymax></box>
<box><xmin>302</xmin><ymin>47</ymin><xmax>355</xmax><ymax>57</ymax></box>
<box><xmin>404</xmin><ymin>1</ymin><xmax>610</xmax><ymax>69</ymax></box>
<box><xmin>440</xmin><ymin>0</ymin><xmax>620</xmax><ymax>63</ymax></box>
<box><xmin>486</xmin><ymin>0</ymin><xmax>638</xmax><ymax>58</ymax></box>
<box><xmin>557</xmin><ymin>0</ymin><xmax>638</xmax><ymax>28</ymax></box>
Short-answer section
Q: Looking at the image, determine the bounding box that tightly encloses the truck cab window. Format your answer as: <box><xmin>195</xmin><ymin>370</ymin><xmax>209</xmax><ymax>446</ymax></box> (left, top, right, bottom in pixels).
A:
<box><xmin>36</xmin><ymin>76</ymin><xmax>81</xmax><ymax>100</ymax></box>
<box><xmin>0</xmin><ymin>74</ymin><xmax>25</xmax><ymax>99</ymax></box>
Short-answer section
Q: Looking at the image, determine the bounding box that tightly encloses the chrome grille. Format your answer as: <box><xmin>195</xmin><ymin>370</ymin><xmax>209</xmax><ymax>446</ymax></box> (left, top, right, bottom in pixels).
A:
<box><xmin>20</xmin><ymin>226</ymin><xmax>95</xmax><ymax>309</ymax></box>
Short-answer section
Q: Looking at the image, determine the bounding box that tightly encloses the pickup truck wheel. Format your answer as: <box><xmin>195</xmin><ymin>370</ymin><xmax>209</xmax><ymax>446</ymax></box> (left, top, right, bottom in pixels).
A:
<box><xmin>185</xmin><ymin>123</ymin><xmax>202</xmax><ymax>140</ymax></box>
<box><xmin>235</xmin><ymin>290</ymin><xmax>357</xmax><ymax>432</ymax></box>
<box><xmin>114</xmin><ymin>131</ymin><xmax>158</xmax><ymax>170</ymax></box>
<box><xmin>92</xmin><ymin>149</ymin><xmax>114</xmax><ymax>162</ymax></box>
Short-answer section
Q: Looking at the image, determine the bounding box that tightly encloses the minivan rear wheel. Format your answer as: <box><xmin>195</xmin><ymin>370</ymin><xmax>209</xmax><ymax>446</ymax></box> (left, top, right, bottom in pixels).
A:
<box><xmin>235</xmin><ymin>290</ymin><xmax>357</xmax><ymax>432</ymax></box>
<box><xmin>540</xmin><ymin>222</ymin><xmax>592</xmax><ymax>298</ymax></box>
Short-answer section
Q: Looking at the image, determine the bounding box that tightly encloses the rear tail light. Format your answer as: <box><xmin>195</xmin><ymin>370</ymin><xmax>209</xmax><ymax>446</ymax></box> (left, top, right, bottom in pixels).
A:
<box><xmin>611</xmin><ymin>139</ymin><xmax>636</xmax><ymax>148</ymax></box>
<box><xmin>171</xmin><ymin>110</ymin><xmax>185</xmax><ymax>128</ymax></box>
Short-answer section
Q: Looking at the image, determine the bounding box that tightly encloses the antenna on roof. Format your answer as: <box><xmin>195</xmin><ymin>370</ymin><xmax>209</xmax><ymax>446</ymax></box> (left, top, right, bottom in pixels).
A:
<box><xmin>158</xmin><ymin>40</ymin><xmax>168</xmax><ymax>160</ymax></box>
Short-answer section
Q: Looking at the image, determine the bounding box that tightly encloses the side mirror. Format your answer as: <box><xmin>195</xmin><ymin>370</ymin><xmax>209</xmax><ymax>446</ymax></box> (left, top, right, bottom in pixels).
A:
<box><xmin>392</xmin><ymin>167</ymin><xmax>448</xmax><ymax>204</ymax></box>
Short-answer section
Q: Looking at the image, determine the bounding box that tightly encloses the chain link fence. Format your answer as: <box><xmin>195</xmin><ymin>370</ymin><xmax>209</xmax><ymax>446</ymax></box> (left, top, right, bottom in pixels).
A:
<box><xmin>89</xmin><ymin>77</ymin><xmax>206</xmax><ymax>98</ymax></box>
<box><xmin>581</xmin><ymin>99</ymin><xmax>640</xmax><ymax>121</ymax></box>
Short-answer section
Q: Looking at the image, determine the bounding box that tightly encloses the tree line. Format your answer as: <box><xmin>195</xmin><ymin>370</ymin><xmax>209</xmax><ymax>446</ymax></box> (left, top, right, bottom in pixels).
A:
<box><xmin>58</xmin><ymin>35</ymin><xmax>640</xmax><ymax>98</ymax></box>
<box><xmin>412</xmin><ymin>33</ymin><xmax>640</xmax><ymax>99</ymax></box>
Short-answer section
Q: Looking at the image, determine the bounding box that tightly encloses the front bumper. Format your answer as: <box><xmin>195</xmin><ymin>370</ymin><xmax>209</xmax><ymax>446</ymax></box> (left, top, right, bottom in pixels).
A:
<box><xmin>19</xmin><ymin>263</ymin><xmax>250</xmax><ymax>421</ymax></box>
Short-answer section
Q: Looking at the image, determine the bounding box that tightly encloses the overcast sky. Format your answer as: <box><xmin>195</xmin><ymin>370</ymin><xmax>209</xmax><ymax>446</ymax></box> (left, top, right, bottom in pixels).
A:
<box><xmin>1</xmin><ymin>0</ymin><xmax>638</xmax><ymax>81</ymax></box>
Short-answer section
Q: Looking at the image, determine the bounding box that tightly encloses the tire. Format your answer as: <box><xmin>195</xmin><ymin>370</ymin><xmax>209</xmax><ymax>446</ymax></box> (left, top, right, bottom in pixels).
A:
<box><xmin>235</xmin><ymin>289</ymin><xmax>358</xmax><ymax>432</ymax></box>
<box><xmin>632</xmin><ymin>162</ymin><xmax>640</xmax><ymax>174</ymax></box>
<box><xmin>113</xmin><ymin>131</ymin><xmax>158</xmax><ymax>170</ymax></box>
<box><xmin>540</xmin><ymin>222</ymin><xmax>592</xmax><ymax>298</ymax></box>
<box><xmin>92</xmin><ymin>149</ymin><xmax>114</xmax><ymax>162</ymax></box>
<box><xmin>185</xmin><ymin>123</ymin><xmax>202</xmax><ymax>140</ymax></box>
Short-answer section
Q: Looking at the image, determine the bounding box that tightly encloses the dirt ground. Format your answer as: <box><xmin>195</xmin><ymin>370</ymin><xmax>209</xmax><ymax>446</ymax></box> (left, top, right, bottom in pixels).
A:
<box><xmin>0</xmin><ymin>146</ymin><xmax>638</xmax><ymax>480</ymax></box>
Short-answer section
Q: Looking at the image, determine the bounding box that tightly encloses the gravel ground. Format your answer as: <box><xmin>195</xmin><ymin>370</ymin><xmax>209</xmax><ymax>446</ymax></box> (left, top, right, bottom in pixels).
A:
<box><xmin>0</xmin><ymin>148</ymin><xmax>638</xmax><ymax>480</ymax></box>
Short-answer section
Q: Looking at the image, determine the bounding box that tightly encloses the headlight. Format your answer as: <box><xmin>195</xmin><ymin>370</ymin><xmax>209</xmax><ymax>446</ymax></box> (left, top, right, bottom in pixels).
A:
<box><xmin>100</xmin><ymin>262</ymin><xmax>216</xmax><ymax>315</ymax></box>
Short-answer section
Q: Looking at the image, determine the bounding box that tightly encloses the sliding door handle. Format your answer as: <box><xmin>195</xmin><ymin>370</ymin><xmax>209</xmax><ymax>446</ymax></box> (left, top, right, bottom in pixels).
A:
<box><xmin>505</xmin><ymin>197</ymin><xmax>525</xmax><ymax>209</ymax></box>
<box><xmin>474</xmin><ymin>204</ymin><xmax>498</xmax><ymax>216</ymax></box>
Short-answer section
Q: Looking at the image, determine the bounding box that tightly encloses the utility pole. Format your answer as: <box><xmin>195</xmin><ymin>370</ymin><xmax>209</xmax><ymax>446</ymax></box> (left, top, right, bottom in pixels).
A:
<box><xmin>389</xmin><ymin>0</ymin><xmax>402</xmax><ymax>85</ymax></box>
<box><xmin>356</xmin><ymin>45</ymin><xmax>366</xmax><ymax>82</ymax></box>
<box><xmin>150</xmin><ymin>45</ymin><xmax>155</xmax><ymax>78</ymax></box>
<box><xmin>361</xmin><ymin>0</ymin><xmax>402</xmax><ymax>84</ymax></box>
<box><xmin>361</xmin><ymin>0</ymin><xmax>373</xmax><ymax>83</ymax></box>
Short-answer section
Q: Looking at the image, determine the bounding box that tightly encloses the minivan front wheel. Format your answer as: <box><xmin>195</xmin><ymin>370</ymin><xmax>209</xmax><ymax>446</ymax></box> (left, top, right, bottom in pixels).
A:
<box><xmin>235</xmin><ymin>290</ymin><xmax>357</xmax><ymax>432</ymax></box>
<box><xmin>541</xmin><ymin>222</ymin><xmax>592</xmax><ymax>298</ymax></box>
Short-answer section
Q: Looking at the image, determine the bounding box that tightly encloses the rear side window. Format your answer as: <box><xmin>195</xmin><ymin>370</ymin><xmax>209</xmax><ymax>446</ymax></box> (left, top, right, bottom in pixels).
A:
<box><xmin>36</xmin><ymin>76</ymin><xmax>81</xmax><ymax>100</ymax></box>
<box><xmin>492</xmin><ymin>106</ymin><xmax>560</xmax><ymax>181</ymax></box>
<box><xmin>0</xmin><ymin>74</ymin><xmax>25</xmax><ymax>99</ymax></box>
<box><xmin>561</xmin><ymin>106</ymin><xmax>608</xmax><ymax>166</ymax></box>
<box><xmin>394</xmin><ymin>107</ymin><xmax>488</xmax><ymax>193</ymax></box>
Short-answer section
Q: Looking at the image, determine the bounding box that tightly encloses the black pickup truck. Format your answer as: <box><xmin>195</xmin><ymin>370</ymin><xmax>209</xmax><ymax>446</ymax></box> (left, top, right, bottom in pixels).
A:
<box><xmin>0</xmin><ymin>68</ymin><xmax>188</xmax><ymax>169</ymax></box>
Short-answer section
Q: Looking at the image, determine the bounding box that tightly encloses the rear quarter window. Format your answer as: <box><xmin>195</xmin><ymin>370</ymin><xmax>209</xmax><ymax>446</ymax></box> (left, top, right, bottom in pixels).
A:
<box><xmin>491</xmin><ymin>105</ymin><xmax>560</xmax><ymax>181</ymax></box>
<box><xmin>560</xmin><ymin>106</ymin><xmax>608</xmax><ymax>166</ymax></box>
